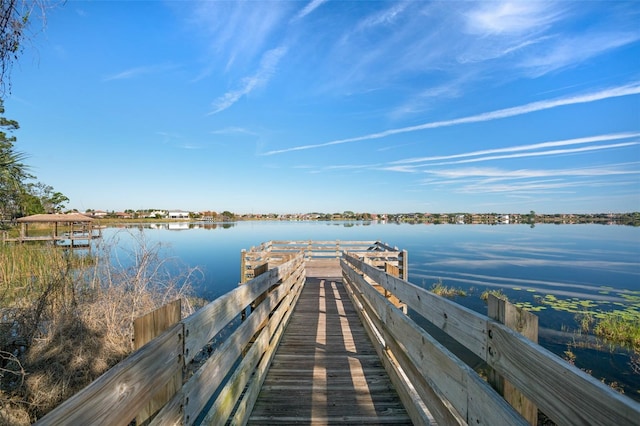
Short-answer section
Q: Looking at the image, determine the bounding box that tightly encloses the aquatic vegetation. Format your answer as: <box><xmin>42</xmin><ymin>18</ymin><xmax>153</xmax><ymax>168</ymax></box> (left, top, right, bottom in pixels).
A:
<box><xmin>430</xmin><ymin>279</ymin><xmax>467</xmax><ymax>298</ymax></box>
<box><xmin>480</xmin><ymin>288</ymin><xmax>508</xmax><ymax>302</ymax></box>
<box><xmin>594</xmin><ymin>313</ymin><xmax>640</xmax><ymax>351</ymax></box>
<box><xmin>621</xmin><ymin>292</ymin><xmax>640</xmax><ymax>304</ymax></box>
<box><xmin>522</xmin><ymin>289</ymin><xmax>640</xmax><ymax>353</ymax></box>
<box><xmin>577</xmin><ymin>310</ymin><xmax>595</xmax><ymax>333</ymax></box>
<box><xmin>513</xmin><ymin>301</ymin><xmax>546</xmax><ymax>312</ymax></box>
<box><xmin>564</xmin><ymin>347</ymin><xmax>576</xmax><ymax>365</ymax></box>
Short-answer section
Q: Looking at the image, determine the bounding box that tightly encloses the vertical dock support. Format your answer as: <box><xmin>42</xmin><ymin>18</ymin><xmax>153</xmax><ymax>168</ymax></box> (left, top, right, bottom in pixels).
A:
<box><xmin>240</xmin><ymin>249</ymin><xmax>247</xmax><ymax>320</ymax></box>
<box><xmin>401</xmin><ymin>249</ymin><xmax>408</xmax><ymax>280</ymax></box>
<box><xmin>240</xmin><ymin>249</ymin><xmax>247</xmax><ymax>284</ymax></box>
<box><xmin>133</xmin><ymin>299</ymin><xmax>183</xmax><ymax>425</ymax></box>
<box><xmin>488</xmin><ymin>294</ymin><xmax>538</xmax><ymax>425</ymax></box>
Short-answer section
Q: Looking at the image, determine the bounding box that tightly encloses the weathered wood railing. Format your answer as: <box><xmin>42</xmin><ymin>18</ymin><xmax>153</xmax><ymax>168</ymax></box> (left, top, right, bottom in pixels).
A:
<box><xmin>36</xmin><ymin>252</ymin><xmax>306</xmax><ymax>425</ymax></box>
<box><xmin>241</xmin><ymin>239</ymin><xmax>407</xmax><ymax>283</ymax></box>
<box><xmin>341</xmin><ymin>251</ymin><xmax>640</xmax><ymax>425</ymax></box>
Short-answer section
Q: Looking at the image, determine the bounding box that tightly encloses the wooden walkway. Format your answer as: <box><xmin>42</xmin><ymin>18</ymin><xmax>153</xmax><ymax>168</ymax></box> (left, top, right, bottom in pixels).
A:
<box><xmin>248</xmin><ymin>259</ymin><xmax>412</xmax><ymax>425</ymax></box>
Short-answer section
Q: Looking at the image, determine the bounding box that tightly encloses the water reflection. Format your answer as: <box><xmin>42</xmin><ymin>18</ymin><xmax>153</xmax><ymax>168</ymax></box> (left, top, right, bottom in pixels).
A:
<box><xmin>112</xmin><ymin>221</ymin><xmax>237</xmax><ymax>231</ymax></box>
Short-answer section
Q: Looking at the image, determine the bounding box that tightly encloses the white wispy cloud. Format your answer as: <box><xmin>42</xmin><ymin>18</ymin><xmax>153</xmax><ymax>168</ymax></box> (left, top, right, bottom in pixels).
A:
<box><xmin>428</xmin><ymin>142</ymin><xmax>637</xmax><ymax>167</ymax></box>
<box><xmin>421</xmin><ymin>162</ymin><xmax>640</xmax><ymax>180</ymax></box>
<box><xmin>464</xmin><ymin>1</ymin><xmax>563</xmax><ymax>36</ymax></box>
<box><xmin>385</xmin><ymin>137</ymin><xmax>639</xmax><ymax>172</ymax></box>
<box><xmin>156</xmin><ymin>131</ymin><xmax>183</xmax><ymax>144</ymax></box>
<box><xmin>321</xmin><ymin>2</ymin><xmax>440</xmax><ymax>96</ymax></box>
<box><xmin>104</xmin><ymin>64</ymin><xmax>177</xmax><ymax>81</ymax></box>
<box><xmin>389</xmin><ymin>76</ymin><xmax>470</xmax><ymax>119</ymax></box>
<box><xmin>384</xmin><ymin>2</ymin><xmax>636</xmax><ymax>118</ymax></box>
<box><xmin>156</xmin><ymin>131</ymin><xmax>204</xmax><ymax>150</ymax></box>
<box><xmin>354</xmin><ymin>1</ymin><xmax>409</xmax><ymax>31</ymax></box>
<box><xmin>519</xmin><ymin>31</ymin><xmax>640</xmax><ymax>77</ymax></box>
<box><xmin>415</xmin><ymin>162</ymin><xmax>640</xmax><ymax>195</ymax></box>
<box><xmin>263</xmin><ymin>83</ymin><xmax>640</xmax><ymax>155</ymax></box>
<box><xmin>393</xmin><ymin>132</ymin><xmax>640</xmax><ymax>166</ymax></box>
<box><xmin>293</xmin><ymin>0</ymin><xmax>328</xmax><ymax>21</ymax></box>
<box><xmin>189</xmin><ymin>1</ymin><xmax>289</xmax><ymax>76</ymax></box>
<box><xmin>208</xmin><ymin>46</ymin><xmax>287</xmax><ymax>115</ymax></box>
<box><xmin>210</xmin><ymin>127</ymin><xmax>258</xmax><ymax>136</ymax></box>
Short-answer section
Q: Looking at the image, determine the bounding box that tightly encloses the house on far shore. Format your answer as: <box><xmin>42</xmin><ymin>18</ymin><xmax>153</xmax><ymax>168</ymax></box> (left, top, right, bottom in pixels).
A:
<box><xmin>85</xmin><ymin>210</ymin><xmax>108</xmax><ymax>218</ymax></box>
<box><xmin>146</xmin><ymin>210</ymin><xmax>167</xmax><ymax>219</ymax></box>
<box><xmin>115</xmin><ymin>212</ymin><xmax>132</xmax><ymax>219</ymax></box>
<box><xmin>168</xmin><ymin>210</ymin><xmax>190</xmax><ymax>219</ymax></box>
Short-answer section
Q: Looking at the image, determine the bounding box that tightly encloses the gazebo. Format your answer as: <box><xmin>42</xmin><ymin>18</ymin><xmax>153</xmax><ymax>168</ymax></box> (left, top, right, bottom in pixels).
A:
<box><xmin>6</xmin><ymin>213</ymin><xmax>100</xmax><ymax>247</ymax></box>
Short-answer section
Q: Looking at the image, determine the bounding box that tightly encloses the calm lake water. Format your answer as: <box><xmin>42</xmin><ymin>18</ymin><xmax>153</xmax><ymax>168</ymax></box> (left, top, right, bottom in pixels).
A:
<box><xmin>102</xmin><ymin>221</ymin><xmax>640</xmax><ymax>399</ymax></box>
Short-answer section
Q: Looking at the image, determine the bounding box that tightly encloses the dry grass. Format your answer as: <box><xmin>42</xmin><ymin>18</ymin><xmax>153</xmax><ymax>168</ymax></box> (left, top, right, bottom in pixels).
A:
<box><xmin>0</xmin><ymin>229</ymin><xmax>201</xmax><ymax>424</ymax></box>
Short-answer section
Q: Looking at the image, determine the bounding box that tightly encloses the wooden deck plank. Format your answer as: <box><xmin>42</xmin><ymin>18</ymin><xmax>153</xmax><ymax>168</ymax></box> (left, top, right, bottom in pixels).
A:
<box><xmin>248</xmin><ymin>259</ymin><xmax>412</xmax><ymax>425</ymax></box>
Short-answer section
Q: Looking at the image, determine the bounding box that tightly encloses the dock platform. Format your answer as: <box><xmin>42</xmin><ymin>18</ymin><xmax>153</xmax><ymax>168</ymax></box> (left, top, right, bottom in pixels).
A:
<box><xmin>248</xmin><ymin>259</ymin><xmax>412</xmax><ymax>424</ymax></box>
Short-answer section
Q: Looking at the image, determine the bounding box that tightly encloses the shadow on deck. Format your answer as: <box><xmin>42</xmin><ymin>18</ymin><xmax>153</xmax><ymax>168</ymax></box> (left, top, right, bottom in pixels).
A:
<box><xmin>249</xmin><ymin>259</ymin><xmax>412</xmax><ymax>424</ymax></box>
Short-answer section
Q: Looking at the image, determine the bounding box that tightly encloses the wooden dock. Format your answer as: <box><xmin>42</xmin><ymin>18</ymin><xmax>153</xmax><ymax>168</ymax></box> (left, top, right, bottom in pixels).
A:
<box><xmin>248</xmin><ymin>259</ymin><xmax>412</xmax><ymax>424</ymax></box>
<box><xmin>35</xmin><ymin>241</ymin><xmax>640</xmax><ymax>426</ymax></box>
<box><xmin>2</xmin><ymin>213</ymin><xmax>101</xmax><ymax>247</ymax></box>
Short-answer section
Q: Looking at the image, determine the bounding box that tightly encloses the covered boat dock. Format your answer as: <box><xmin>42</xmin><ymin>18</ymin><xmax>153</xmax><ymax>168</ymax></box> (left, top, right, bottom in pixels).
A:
<box><xmin>2</xmin><ymin>213</ymin><xmax>101</xmax><ymax>247</ymax></box>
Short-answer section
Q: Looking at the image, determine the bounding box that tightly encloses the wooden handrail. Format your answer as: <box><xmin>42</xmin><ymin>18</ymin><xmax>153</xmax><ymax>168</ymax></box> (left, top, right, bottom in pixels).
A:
<box><xmin>342</xmin><ymin>256</ymin><xmax>525</xmax><ymax>425</ymax></box>
<box><xmin>33</xmin><ymin>322</ymin><xmax>184</xmax><ymax>425</ymax></box>
<box><xmin>240</xmin><ymin>240</ymin><xmax>406</xmax><ymax>283</ymax></box>
<box><xmin>342</xmin><ymin>252</ymin><xmax>640</xmax><ymax>426</ymax></box>
<box><xmin>36</xmin><ymin>253</ymin><xmax>305</xmax><ymax>426</ymax></box>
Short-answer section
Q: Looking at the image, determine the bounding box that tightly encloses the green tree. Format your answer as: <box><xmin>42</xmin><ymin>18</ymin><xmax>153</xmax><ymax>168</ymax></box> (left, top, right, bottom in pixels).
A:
<box><xmin>20</xmin><ymin>191</ymin><xmax>43</xmax><ymax>214</ymax></box>
<box><xmin>27</xmin><ymin>182</ymin><xmax>68</xmax><ymax>213</ymax></box>
<box><xmin>0</xmin><ymin>100</ymin><xmax>31</xmax><ymax>219</ymax></box>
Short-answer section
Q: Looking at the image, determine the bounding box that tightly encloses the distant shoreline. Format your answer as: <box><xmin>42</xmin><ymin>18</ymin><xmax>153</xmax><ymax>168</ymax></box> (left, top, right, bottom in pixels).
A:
<box><xmin>90</xmin><ymin>212</ymin><xmax>639</xmax><ymax>226</ymax></box>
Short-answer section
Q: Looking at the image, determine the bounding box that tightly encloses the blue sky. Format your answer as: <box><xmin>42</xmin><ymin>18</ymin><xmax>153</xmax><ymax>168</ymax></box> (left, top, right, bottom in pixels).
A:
<box><xmin>6</xmin><ymin>0</ymin><xmax>640</xmax><ymax>214</ymax></box>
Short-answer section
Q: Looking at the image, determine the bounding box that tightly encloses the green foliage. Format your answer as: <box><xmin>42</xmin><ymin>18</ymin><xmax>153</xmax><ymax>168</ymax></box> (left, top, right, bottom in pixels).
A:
<box><xmin>430</xmin><ymin>278</ymin><xmax>466</xmax><ymax>298</ymax></box>
<box><xmin>593</xmin><ymin>313</ymin><xmax>640</xmax><ymax>351</ymax></box>
<box><xmin>0</xmin><ymin>100</ymin><xmax>30</xmax><ymax>220</ymax></box>
<box><xmin>26</xmin><ymin>182</ymin><xmax>68</xmax><ymax>213</ymax></box>
<box><xmin>529</xmin><ymin>288</ymin><xmax>640</xmax><ymax>352</ymax></box>
<box><xmin>19</xmin><ymin>192</ymin><xmax>44</xmax><ymax>215</ymax></box>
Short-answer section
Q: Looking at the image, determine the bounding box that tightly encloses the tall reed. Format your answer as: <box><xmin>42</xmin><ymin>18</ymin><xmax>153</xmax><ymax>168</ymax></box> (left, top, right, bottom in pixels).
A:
<box><xmin>0</xmin><ymin>244</ymin><xmax>91</xmax><ymax>305</ymax></box>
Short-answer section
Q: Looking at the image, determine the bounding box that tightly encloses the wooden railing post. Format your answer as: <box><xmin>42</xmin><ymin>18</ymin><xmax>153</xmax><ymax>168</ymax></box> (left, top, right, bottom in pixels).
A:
<box><xmin>488</xmin><ymin>294</ymin><xmax>538</xmax><ymax>425</ymax></box>
<box><xmin>383</xmin><ymin>262</ymin><xmax>407</xmax><ymax>314</ymax></box>
<box><xmin>240</xmin><ymin>249</ymin><xmax>247</xmax><ymax>284</ymax></box>
<box><xmin>400</xmin><ymin>249</ymin><xmax>408</xmax><ymax>280</ymax></box>
<box><xmin>133</xmin><ymin>299</ymin><xmax>183</xmax><ymax>425</ymax></box>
